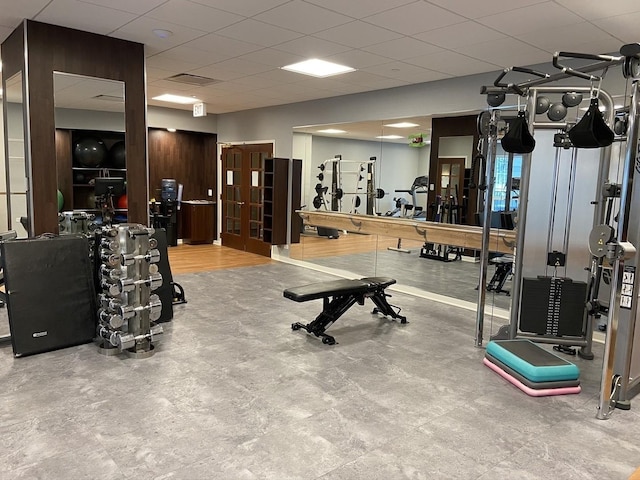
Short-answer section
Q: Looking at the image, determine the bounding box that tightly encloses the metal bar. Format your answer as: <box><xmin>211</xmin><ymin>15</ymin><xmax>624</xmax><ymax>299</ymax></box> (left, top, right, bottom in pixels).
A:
<box><xmin>515</xmin><ymin>332</ymin><xmax>588</xmax><ymax>346</ymax></box>
<box><xmin>597</xmin><ymin>81</ymin><xmax>640</xmax><ymax>420</ymax></box>
<box><xmin>507</xmin><ymin>93</ymin><xmax>537</xmax><ymax>339</ymax></box>
<box><xmin>475</xmin><ymin>109</ymin><xmax>499</xmax><ymax>347</ymax></box>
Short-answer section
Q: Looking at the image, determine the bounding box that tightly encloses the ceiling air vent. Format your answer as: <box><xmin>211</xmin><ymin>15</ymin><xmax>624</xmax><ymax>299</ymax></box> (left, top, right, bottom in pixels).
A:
<box><xmin>166</xmin><ymin>73</ymin><xmax>219</xmax><ymax>86</ymax></box>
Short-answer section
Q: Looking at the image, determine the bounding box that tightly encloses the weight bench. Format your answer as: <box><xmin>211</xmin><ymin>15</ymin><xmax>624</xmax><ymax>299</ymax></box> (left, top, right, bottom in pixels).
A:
<box><xmin>284</xmin><ymin>276</ymin><xmax>406</xmax><ymax>345</ymax></box>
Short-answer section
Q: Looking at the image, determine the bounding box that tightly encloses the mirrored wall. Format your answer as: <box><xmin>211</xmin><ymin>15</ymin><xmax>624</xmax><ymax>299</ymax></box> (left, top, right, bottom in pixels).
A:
<box><xmin>290</xmin><ymin>114</ymin><xmax>515</xmax><ymax>317</ymax></box>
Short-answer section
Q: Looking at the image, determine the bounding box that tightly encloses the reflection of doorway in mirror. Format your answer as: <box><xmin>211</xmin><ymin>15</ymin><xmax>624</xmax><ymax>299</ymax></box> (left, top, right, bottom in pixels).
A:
<box><xmin>436</xmin><ymin>157</ymin><xmax>465</xmax><ymax>223</ymax></box>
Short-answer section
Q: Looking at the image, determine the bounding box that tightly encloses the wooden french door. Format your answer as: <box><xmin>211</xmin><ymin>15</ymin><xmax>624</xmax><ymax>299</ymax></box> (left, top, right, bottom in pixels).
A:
<box><xmin>436</xmin><ymin>157</ymin><xmax>466</xmax><ymax>223</ymax></box>
<box><xmin>221</xmin><ymin>143</ymin><xmax>273</xmax><ymax>256</ymax></box>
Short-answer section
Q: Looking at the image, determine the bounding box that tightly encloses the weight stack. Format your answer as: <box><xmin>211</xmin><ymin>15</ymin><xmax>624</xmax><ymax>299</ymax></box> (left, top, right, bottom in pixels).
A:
<box><xmin>95</xmin><ymin>224</ymin><xmax>163</xmax><ymax>357</ymax></box>
<box><xmin>519</xmin><ymin>276</ymin><xmax>587</xmax><ymax>337</ymax></box>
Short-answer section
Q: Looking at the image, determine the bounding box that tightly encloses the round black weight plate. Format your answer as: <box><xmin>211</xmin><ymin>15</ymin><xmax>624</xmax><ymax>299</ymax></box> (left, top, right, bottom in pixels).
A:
<box><xmin>536</xmin><ymin>96</ymin><xmax>550</xmax><ymax>115</ymax></box>
<box><xmin>317</xmin><ymin>172</ymin><xmax>324</xmax><ymax>181</ymax></box>
<box><xmin>312</xmin><ymin>196</ymin><xmax>323</xmax><ymax>209</ymax></box>
<box><xmin>375</xmin><ymin>188</ymin><xmax>385</xmax><ymax>199</ymax></box>
<box><xmin>334</xmin><ymin>188</ymin><xmax>344</xmax><ymax>200</ymax></box>
<box><xmin>486</xmin><ymin>93</ymin><xmax>505</xmax><ymax>107</ymax></box>
<box><xmin>318</xmin><ymin>164</ymin><xmax>325</xmax><ymax>171</ymax></box>
<box><xmin>547</xmin><ymin>103</ymin><xmax>567</xmax><ymax>121</ymax></box>
<box><xmin>562</xmin><ymin>92</ymin><xmax>583</xmax><ymax>108</ymax></box>
<box><xmin>314</xmin><ymin>183</ymin><xmax>324</xmax><ymax>194</ymax></box>
<box><xmin>477</xmin><ymin>111</ymin><xmax>491</xmax><ymax>136</ymax></box>
<box><xmin>614</xmin><ymin>118</ymin><xmax>627</xmax><ymax>136</ymax></box>
<box><xmin>354</xmin><ymin>196</ymin><xmax>361</xmax><ymax>208</ymax></box>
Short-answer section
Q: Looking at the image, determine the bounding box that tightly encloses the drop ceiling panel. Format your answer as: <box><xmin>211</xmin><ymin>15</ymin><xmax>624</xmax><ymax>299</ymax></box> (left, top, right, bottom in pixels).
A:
<box><xmin>187</xmin><ymin>64</ymin><xmax>250</xmax><ymax>82</ymax></box>
<box><xmin>274</xmin><ymin>36</ymin><xmax>352</xmax><ymax>57</ymax></box>
<box><xmin>519</xmin><ymin>22</ymin><xmax>622</xmax><ymax>53</ymax></box>
<box><xmin>304</xmin><ymin>0</ymin><xmax>416</xmax><ymax>19</ymax></box>
<box><xmin>555</xmin><ymin>0</ymin><xmax>640</xmax><ymax>20</ymax></box>
<box><xmin>146</xmin><ymin>0</ymin><xmax>244</xmax><ymax>33</ymax></box>
<box><xmin>362</xmin><ymin>62</ymin><xmax>451</xmax><ymax>83</ymax></box>
<box><xmin>404</xmin><ymin>51</ymin><xmax>499</xmax><ymax>77</ymax></box>
<box><xmin>148</xmin><ymin>45</ymin><xmax>230</xmax><ymax>67</ymax></box>
<box><xmin>362</xmin><ymin>37</ymin><xmax>444</xmax><ymax>61</ymax></box>
<box><xmin>237</xmin><ymin>48</ymin><xmax>306</xmax><ymax>68</ymax></box>
<box><xmin>148</xmin><ymin>78</ymin><xmax>202</xmax><ymax>92</ymax></box>
<box><xmin>0</xmin><ymin>0</ymin><xmax>50</xmax><ymax>28</ymax></box>
<box><xmin>248</xmin><ymin>68</ymin><xmax>308</xmax><ymax>84</ymax></box>
<box><xmin>145</xmin><ymin>55</ymin><xmax>205</xmax><ymax>74</ymax></box>
<box><xmin>314</xmin><ymin>21</ymin><xmax>403</xmax><ymax>48</ymax></box>
<box><xmin>215</xmin><ymin>19</ymin><xmax>302</xmax><ymax>47</ymax></box>
<box><xmin>188</xmin><ymin>0</ymin><xmax>291</xmax><ymax>18</ymax></box>
<box><xmin>323</xmin><ymin>49</ymin><xmax>394</xmax><ymax>69</ymax></box>
<box><xmin>335</xmin><ymin>70</ymin><xmax>410</xmax><ymax>89</ymax></box>
<box><xmin>111</xmin><ymin>17</ymin><xmax>207</xmax><ymax>52</ymax></box>
<box><xmin>208</xmin><ymin>58</ymin><xmax>275</xmax><ymax>76</ymax></box>
<box><xmin>254</xmin><ymin>1</ymin><xmax>353</xmax><ymax>35</ymax></box>
<box><xmin>79</xmin><ymin>0</ymin><xmax>166</xmax><ymax>15</ymax></box>
<box><xmin>454</xmin><ymin>38</ymin><xmax>551</xmax><ymax>68</ymax></box>
<box><xmin>363</xmin><ymin>2</ymin><xmax>466</xmax><ymax>35</ymax></box>
<box><xmin>594</xmin><ymin>12</ymin><xmax>640</xmax><ymax>44</ymax></box>
<box><xmin>186</xmin><ymin>33</ymin><xmax>262</xmax><ymax>56</ymax></box>
<box><xmin>35</xmin><ymin>0</ymin><xmax>137</xmax><ymax>35</ymax></box>
<box><xmin>428</xmin><ymin>0</ymin><xmax>547</xmax><ymax>20</ymax></box>
<box><xmin>414</xmin><ymin>22</ymin><xmax>507</xmax><ymax>50</ymax></box>
<box><xmin>477</xmin><ymin>2</ymin><xmax>583</xmax><ymax>36</ymax></box>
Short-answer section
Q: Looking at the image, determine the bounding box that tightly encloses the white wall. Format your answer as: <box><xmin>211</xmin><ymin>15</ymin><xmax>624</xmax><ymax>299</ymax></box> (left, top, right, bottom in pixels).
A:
<box><xmin>308</xmin><ymin>135</ymin><xmax>425</xmax><ymax>213</ymax></box>
<box><xmin>439</xmin><ymin>136</ymin><xmax>474</xmax><ymax>167</ymax></box>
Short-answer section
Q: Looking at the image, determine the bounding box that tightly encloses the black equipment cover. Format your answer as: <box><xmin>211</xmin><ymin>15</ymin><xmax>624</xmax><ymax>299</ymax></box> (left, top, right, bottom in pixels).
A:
<box><xmin>151</xmin><ymin>228</ymin><xmax>174</xmax><ymax>323</ymax></box>
<box><xmin>568</xmin><ymin>97</ymin><xmax>614</xmax><ymax>148</ymax></box>
<box><xmin>2</xmin><ymin>235</ymin><xmax>96</xmax><ymax>357</ymax></box>
<box><xmin>501</xmin><ymin>111</ymin><xmax>536</xmax><ymax>153</ymax></box>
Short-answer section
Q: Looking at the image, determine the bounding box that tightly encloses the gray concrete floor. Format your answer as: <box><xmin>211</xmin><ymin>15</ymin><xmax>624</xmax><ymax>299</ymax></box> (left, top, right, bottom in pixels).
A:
<box><xmin>0</xmin><ymin>262</ymin><xmax>639</xmax><ymax>479</ymax></box>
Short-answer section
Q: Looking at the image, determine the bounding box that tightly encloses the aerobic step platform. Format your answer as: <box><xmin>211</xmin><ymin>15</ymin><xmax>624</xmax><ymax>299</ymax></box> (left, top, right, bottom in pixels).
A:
<box><xmin>483</xmin><ymin>357</ymin><xmax>581</xmax><ymax>397</ymax></box>
<box><xmin>485</xmin><ymin>339</ymin><xmax>580</xmax><ymax>383</ymax></box>
<box><xmin>485</xmin><ymin>353</ymin><xmax>580</xmax><ymax>390</ymax></box>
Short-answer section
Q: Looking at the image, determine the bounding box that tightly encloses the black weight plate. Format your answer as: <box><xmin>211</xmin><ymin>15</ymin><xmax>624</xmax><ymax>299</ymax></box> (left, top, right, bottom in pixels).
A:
<box><xmin>312</xmin><ymin>196</ymin><xmax>323</xmax><ymax>209</ymax></box>
<box><xmin>547</xmin><ymin>103</ymin><xmax>567</xmax><ymax>121</ymax></box>
<box><xmin>562</xmin><ymin>92</ymin><xmax>583</xmax><ymax>108</ymax></box>
<box><xmin>477</xmin><ymin>111</ymin><xmax>491</xmax><ymax>136</ymax></box>
<box><xmin>536</xmin><ymin>96</ymin><xmax>550</xmax><ymax>114</ymax></box>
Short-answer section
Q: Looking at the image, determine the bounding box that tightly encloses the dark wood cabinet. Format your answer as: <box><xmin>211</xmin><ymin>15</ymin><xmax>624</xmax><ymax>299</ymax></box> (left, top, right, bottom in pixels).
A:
<box><xmin>181</xmin><ymin>200</ymin><xmax>216</xmax><ymax>244</ymax></box>
<box><xmin>263</xmin><ymin>158</ymin><xmax>302</xmax><ymax>245</ymax></box>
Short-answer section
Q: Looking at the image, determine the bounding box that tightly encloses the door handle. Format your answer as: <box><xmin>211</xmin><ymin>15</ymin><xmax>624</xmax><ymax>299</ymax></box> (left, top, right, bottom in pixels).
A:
<box><xmin>237</xmin><ymin>201</ymin><xmax>246</xmax><ymax>205</ymax></box>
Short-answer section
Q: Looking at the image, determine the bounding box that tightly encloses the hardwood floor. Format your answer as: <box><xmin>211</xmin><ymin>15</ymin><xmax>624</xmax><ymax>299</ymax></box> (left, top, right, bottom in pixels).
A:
<box><xmin>167</xmin><ymin>243</ymin><xmax>273</xmax><ymax>274</ymax></box>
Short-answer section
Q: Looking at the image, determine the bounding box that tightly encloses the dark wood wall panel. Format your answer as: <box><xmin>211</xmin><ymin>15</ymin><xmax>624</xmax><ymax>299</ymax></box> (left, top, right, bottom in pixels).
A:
<box><xmin>428</xmin><ymin>115</ymin><xmax>480</xmax><ymax>225</ymax></box>
<box><xmin>55</xmin><ymin>130</ymin><xmax>72</xmax><ymax>210</ymax></box>
<box><xmin>2</xmin><ymin>20</ymin><xmax>146</xmax><ymax>234</ymax></box>
<box><xmin>148</xmin><ymin>128</ymin><xmax>217</xmax><ymax>201</ymax></box>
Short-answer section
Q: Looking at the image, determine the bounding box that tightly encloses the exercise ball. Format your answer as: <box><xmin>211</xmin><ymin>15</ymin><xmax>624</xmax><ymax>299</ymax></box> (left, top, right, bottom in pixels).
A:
<box><xmin>73</xmin><ymin>171</ymin><xmax>86</xmax><ymax>184</ymax></box>
<box><xmin>536</xmin><ymin>96</ymin><xmax>551</xmax><ymax>114</ymax></box>
<box><xmin>117</xmin><ymin>194</ymin><xmax>128</xmax><ymax>210</ymax></box>
<box><xmin>57</xmin><ymin>190</ymin><xmax>64</xmax><ymax>212</ymax></box>
<box><xmin>547</xmin><ymin>103</ymin><xmax>568</xmax><ymax>121</ymax></box>
<box><xmin>74</xmin><ymin>136</ymin><xmax>107</xmax><ymax>167</ymax></box>
<box><xmin>109</xmin><ymin>141</ymin><xmax>126</xmax><ymax>169</ymax></box>
<box><xmin>562</xmin><ymin>92</ymin><xmax>583</xmax><ymax>108</ymax></box>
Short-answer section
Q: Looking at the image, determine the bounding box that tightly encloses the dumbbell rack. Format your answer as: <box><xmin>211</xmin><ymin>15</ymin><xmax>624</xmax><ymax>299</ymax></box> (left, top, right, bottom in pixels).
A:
<box><xmin>95</xmin><ymin>224</ymin><xmax>163</xmax><ymax>358</ymax></box>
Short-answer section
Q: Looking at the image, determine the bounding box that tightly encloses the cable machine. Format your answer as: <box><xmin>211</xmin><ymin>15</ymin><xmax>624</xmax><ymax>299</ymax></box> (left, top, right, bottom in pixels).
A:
<box><xmin>474</xmin><ymin>44</ymin><xmax>640</xmax><ymax>419</ymax></box>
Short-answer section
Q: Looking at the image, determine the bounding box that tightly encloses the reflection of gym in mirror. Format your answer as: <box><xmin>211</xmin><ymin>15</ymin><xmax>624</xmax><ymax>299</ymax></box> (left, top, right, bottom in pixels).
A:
<box><xmin>53</xmin><ymin>72</ymin><xmax>127</xmax><ymax>234</ymax></box>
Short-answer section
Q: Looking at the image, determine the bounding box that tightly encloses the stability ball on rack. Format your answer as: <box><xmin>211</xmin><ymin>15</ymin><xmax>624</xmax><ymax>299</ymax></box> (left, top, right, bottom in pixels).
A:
<box><xmin>109</xmin><ymin>141</ymin><xmax>126</xmax><ymax>169</ymax></box>
<box><xmin>74</xmin><ymin>136</ymin><xmax>107</xmax><ymax>167</ymax></box>
<box><xmin>117</xmin><ymin>194</ymin><xmax>128</xmax><ymax>210</ymax></box>
<box><xmin>57</xmin><ymin>189</ymin><xmax>64</xmax><ymax>212</ymax></box>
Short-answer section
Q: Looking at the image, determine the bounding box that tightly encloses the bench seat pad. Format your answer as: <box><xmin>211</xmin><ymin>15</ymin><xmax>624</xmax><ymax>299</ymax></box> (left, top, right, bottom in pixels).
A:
<box><xmin>284</xmin><ymin>277</ymin><xmax>396</xmax><ymax>302</ymax></box>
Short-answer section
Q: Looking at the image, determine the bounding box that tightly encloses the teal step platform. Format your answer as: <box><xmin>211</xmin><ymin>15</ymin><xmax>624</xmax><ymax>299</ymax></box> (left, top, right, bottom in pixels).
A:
<box><xmin>485</xmin><ymin>353</ymin><xmax>580</xmax><ymax>390</ymax></box>
<box><xmin>486</xmin><ymin>339</ymin><xmax>580</xmax><ymax>382</ymax></box>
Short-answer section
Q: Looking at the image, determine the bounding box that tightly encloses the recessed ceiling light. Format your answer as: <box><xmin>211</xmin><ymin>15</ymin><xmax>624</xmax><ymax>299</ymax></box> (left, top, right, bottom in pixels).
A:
<box><xmin>167</xmin><ymin>128</ymin><xmax>177</xmax><ymax>132</ymax></box>
<box><xmin>376</xmin><ymin>135</ymin><xmax>404</xmax><ymax>140</ymax></box>
<box><xmin>318</xmin><ymin>129</ymin><xmax>346</xmax><ymax>134</ymax></box>
<box><xmin>614</xmin><ymin>104</ymin><xmax>625</xmax><ymax>109</ymax></box>
<box><xmin>152</xmin><ymin>29</ymin><xmax>173</xmax><ymax>39</ymax></box>
<box><xmin>152</xmin><ymin>94</ymin><xmax>200</xmax><ymax>104</ymax></box>
<box><xmin>384</xmin><ymin>122</ymin><xmax>420</xmax><ymax>128</ymax></box>
<box><xmin>282</xmin><ymin>59</ymin><xmax>355</xmax><ymax>78</ymax></box>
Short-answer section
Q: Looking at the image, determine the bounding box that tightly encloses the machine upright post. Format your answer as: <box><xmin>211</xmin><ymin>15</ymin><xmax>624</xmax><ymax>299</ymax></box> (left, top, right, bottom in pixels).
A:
<box><xmin>597</xmin><ymin>81</ymin><xmax>640</xmax><ymax>419</ymax></box>
<box><xmin>475</xmin><ymin>109</ymin><xmax>499</xmax><ymax>347</ymax></box>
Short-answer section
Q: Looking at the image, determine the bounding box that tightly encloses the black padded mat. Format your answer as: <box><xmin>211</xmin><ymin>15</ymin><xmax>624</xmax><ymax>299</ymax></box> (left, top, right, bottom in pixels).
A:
<box><xmin>2</xmin><ymin>235</ymin><xmax>96</xmax><ymax>357</ymax></box>
<box><xmin>359</xmin><ymin>277</ymin><xmax>396</xmax><ymax>288</ymax></box>
<box><xmin>485</xmin><ymin>353</ymin><xmax>580</xmax><ymax>389</ymax></box>
<box><xmin>494</xmin><ymin>339</ymin><xmax>573</xmax><ymax>367</ymax></box>
<box><xmin>284</xmin><ymin>279</ymin><xmax>369</xmax><ymax>302</ymax></box>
